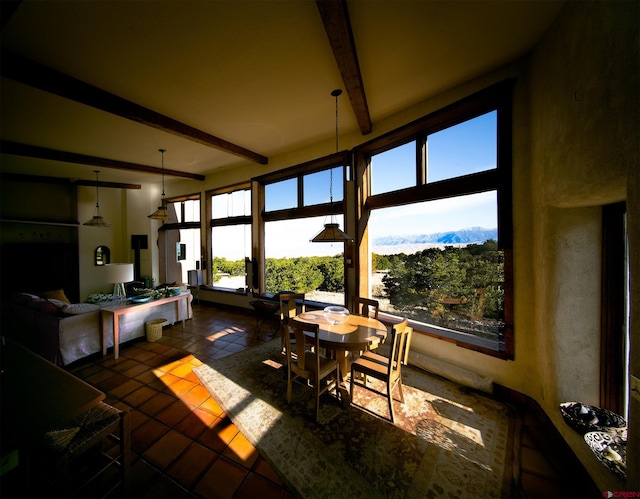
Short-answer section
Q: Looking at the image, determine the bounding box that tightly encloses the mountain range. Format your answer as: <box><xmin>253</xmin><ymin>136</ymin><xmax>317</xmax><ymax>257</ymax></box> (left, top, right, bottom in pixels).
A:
<box><xmin>373</xmin><ymin>227</ymin><xmax>497</xmax><ymax>247</ymax></box>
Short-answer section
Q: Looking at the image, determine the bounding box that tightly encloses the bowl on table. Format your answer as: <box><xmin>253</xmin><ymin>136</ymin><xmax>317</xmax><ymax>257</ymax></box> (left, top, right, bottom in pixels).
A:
<box><xmin>323</xmin><ymin>306</ymin><xmax>350</xmax><ymax>325</ymax></box>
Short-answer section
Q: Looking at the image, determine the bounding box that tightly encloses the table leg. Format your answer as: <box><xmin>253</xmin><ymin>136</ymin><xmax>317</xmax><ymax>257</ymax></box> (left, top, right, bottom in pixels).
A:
<box><xmin>102</xmin><ymin>313</ymin><xmax>108</xmax><ymax>357</ymax></box>
<box><xmin>335</xmin><ymin>350</ymin><xmax>349</xmax><ymax>381</ymax></box>
<box><xmin>185</xmin><ymin>294</ymin><xmax>192</xmax><ymax>322</ymax></box>
<box><xmin>113</xmin><ymin>315</ymin><xmax>120</xmax><ymax>360</ymax></box>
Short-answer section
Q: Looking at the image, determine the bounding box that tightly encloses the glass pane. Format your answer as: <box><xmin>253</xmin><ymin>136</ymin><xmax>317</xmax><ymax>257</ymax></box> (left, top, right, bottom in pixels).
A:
<box><xmin>182</xmin><ymin>199</ymin><xmax>200</xmax><ymax>223</ymax></box>
<box><xmin>212</xmin><ymin>189</ymin><xmax>250</xmax><ymax>219</ymax></box>
<box><xmin>176</xmin><ymin>228</ymin><xmax>200</xmax><ymax>284</ymax></box>
<box><xmin>265</xmin><ymin>216</ymin><xmax>345</xmax><ymax>305</ymax></box>
<box><xmin>211</xmin><ymin>224</ymin><xmax>251</xmax><ymax>288</ymax></box>
<box><xmin>369</xmin><ymin>191</ymin><xmax>504</xmax><ymax>346</ymax></box>
<box><xmin>370</xmin><ymin>142</ymin><xmax>415</xmax><ymax>195</ymax></box>
<box><xmin>303</xmin><ymin>167</ymin><xmax>343</xmax><ymax>206</ymax></box>
<box><xmin>427</xmin><ymin>111</ymin><xmax>497</xmax><ymax>183</ymax></box>
<box><xmin>265</xmin><ymin>178</ymin><xmax>297</xmax><ymax>212</ymax></box>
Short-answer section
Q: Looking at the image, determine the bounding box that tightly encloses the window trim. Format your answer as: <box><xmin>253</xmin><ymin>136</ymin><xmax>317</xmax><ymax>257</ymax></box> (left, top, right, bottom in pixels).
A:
<box><xmin>354</xmin><ymin>79</ymin><xmax>515</xmax><ymax>359</ymax></box>
<box><xmin>600</xmin><ymin>201</ymin><xmax>627</xmax><ymax>414</ymax></box>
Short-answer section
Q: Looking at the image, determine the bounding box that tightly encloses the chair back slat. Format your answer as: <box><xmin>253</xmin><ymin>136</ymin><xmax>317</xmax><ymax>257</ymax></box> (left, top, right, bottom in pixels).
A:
<box><xmin>279</xmin><ymin>293</ymin><xmax>305</xmax><ymax>321</ymax></box>
<box><xmin>279</xmin><ymin>293</ymin><xmax>306</xmax><ymax>350</ymax></box>
<box><xmin>352</xmin><ymin>297</ymin><xmax>379</xmax><ymax>319</ymax></box>
<box><xmin>388</xmin><ymin>318</ymin><xmax>409</xmax><ymax>382</ymax></box>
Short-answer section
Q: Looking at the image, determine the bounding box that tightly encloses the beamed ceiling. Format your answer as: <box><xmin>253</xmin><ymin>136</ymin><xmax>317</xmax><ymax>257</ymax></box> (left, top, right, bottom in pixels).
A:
<box><xmin>0</xmin><ymin>0</ymin><xmax>563</xmax><ymax>187</ymax></box>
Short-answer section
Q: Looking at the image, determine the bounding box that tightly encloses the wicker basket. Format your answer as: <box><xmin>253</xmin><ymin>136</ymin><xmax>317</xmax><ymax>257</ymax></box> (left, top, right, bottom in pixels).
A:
<box><xmin>145</xmin><ymin>318</ymin><xmax>168</xmax><ymax>342</ymax></box>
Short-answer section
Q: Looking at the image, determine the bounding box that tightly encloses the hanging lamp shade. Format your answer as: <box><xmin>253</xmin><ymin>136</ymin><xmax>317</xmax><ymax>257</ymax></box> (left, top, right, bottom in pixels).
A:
<box><xmin>84</xmin><ymin>170</ymin><xmax>111</xmax><ymax>227</ymax></box>
<box><xmin>148</xmin><ymin>148</ymin><xmax>169</xmax><ymax>221</ymax></box>
<box><xmin>311</xmin><ymin>222</ymin><xmax>353</xmax><ymax>242</ymax></box>
<box><xmin>311</xmin><ymin>89</ymin><xmax>353</xmax><ymax>243</ymax></box>
<box><xmin>148</xmin><ymin>205</ymin><xmax>169</xmax><ymax>221</ymax></box>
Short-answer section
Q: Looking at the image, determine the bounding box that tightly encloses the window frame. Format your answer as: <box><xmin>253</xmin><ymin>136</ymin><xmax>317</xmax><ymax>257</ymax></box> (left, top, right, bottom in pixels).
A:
<box><xmin>160</xmin><ymin>193</ymin><xmax>202</xmax><ymax>285</ymax></box>
<box><xmin>254</xmin><ymin>151</ymin><xmax>350</xmax><ymax>301</ymax></box>
<box><xmin>600</xmin><ymin>201</ymin><xmax>628</xmax><ymax>416</ymax></box>
<box><xmin>206</xmin><ymin>183</ymin><xmax>252</xmax><ymax>291</ymax></box>
<box><xmin>258</xmin><ymin>152</ymin><xmax>350</xmax><ymax>223</ymax></box>
<box><xmin>354</xmin><ymin>80</ymin><xmax>514</xmax><ymax>359</ymax></box>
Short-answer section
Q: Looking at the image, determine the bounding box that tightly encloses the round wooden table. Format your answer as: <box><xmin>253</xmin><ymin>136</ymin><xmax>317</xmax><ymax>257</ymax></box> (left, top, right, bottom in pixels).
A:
<box><xmin>295</xmin><ymin>310</ymin><xmax>387</xmax><ymax>378</ymax></box>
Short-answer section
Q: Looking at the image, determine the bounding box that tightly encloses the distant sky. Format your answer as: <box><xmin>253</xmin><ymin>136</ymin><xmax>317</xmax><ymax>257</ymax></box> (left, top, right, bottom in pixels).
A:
<box><xmin>369</xmin><ymin>190</ymin><xmax>497</xmax><ymax>238</ymax></box>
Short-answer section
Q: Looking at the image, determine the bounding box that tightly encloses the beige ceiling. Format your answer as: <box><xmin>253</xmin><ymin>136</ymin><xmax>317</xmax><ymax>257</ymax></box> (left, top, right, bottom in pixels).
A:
<box><xmin>0</xmin><ymin>0</ymin><xmax>563</xmax><ymax>187</ymax></box>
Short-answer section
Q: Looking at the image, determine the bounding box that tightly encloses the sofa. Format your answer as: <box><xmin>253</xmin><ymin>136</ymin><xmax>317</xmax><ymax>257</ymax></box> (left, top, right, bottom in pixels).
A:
<box><xmin>1</xmin><ymin>290</ymin><xmax>193</xmax><ymax>366</ymax></box>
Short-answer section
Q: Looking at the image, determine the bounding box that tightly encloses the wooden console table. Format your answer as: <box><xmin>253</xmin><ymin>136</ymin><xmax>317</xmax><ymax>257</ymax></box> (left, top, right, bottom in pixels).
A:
<box><xmin>101</xmin><ymin>292</ymin><xmax>192</xmax><ymax>359</ymax></box>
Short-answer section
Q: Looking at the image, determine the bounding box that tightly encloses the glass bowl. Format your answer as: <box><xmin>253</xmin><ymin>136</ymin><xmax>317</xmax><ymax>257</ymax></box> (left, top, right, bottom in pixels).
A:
<box><xmin>323</xmin><ymin>306</ymin><xmax>350</xmax><ymax>325</ymax></box>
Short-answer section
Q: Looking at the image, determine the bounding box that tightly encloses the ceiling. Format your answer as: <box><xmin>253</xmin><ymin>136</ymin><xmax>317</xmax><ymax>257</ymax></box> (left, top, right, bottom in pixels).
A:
<box><xmin>0</xmin><ymin>0</ymin><xmax>563</xmax><ymax>188</ymax></box>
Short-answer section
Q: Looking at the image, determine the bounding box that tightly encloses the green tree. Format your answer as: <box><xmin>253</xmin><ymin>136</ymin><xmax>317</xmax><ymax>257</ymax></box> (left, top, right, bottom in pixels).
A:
<box><xmin>315</xmin><ymin>255</ymin><xmax>344</xmax><ymax>292</ymax></box>
<box><xmin>383</xmin><ymin>241</ymin><xmax>504</xmax><ymax>323</ymax></box>
<box><xmin>265</xmin><ymin>257</ymin><xmax>324</xmax><ymax>293</ymax></box>
<box><xmin>211</xmin><ymin>257</ymin><xmax>244</xmax><ymax>282</ymax></box>
<box><xmin>372</xmin><ymin>253</ymin><xmax>392</xmax><ymax>271</ymax></box>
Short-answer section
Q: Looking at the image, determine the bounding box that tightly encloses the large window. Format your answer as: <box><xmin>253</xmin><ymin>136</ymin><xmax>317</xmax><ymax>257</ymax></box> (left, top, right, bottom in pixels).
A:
<box><xmin>259</xmin><ymin>155</ymin><xmax>348</xmax><ymax>306</ymax></box>
<box><xmin>357</xmin><ymin>81</ymin><xmax>513</xmax><ymax>357</ymax></box>
<box><xmin>209</xmin><ymin>186</ymin><xmax>251</xmax><ymax>290</ymax></box>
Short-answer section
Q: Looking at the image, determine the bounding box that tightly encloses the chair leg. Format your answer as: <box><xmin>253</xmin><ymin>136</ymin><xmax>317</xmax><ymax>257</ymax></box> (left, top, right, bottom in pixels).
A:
<box><xmin>119</xmin><ymin>411</ymin><xmax>131</xmax><ymax>497</ymax></box>
<box><xmin>387</xmin><ymin>388</ymin><xmax>395</xmax><ymax>423</ymax></box>
<box><xmin>396</xmin><ymin>380</ymin><xmax>405</xmax><ymax>404</ymax></box>
<box><xmin>350</xmin><ymin>367</ymin><xmax>355</xmax><ymax>402</ymax></box>
<box><xmin>286</xmin><ymin>369</ymin><xmax>293</xmax><ymax>403</ymax></box>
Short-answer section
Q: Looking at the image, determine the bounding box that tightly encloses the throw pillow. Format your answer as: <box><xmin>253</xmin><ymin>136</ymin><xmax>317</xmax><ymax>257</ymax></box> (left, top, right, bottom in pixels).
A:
<box><xmin>26</xmin><ymin>297</ymin><xmax>59</xmax><ymax>315</ymax></box>
<box><xmin>47</xmin><ymin>298</ymin><xmax>68</xmax><ymax>308</ymax></box>
<box><xmin>62</xmin><ymin>303</ymin><xmax>101</xmax><ymax>315</ymax></box>
<box><xmin>12</xmin><ymin>292</ymin><xmax>41</xmax><ymax>305</ymax></box>
<box><xmin>39</xmin><ymin>289</ymin><xmax>71</xmax><ymax>304</ymax></box>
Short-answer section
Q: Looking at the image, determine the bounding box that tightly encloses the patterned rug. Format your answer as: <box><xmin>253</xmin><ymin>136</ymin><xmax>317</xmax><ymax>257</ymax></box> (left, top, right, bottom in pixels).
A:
<box><xmin>194</xmin><ymin>340</ymin><xmax>516</xmax><ymax>498</ymax></box>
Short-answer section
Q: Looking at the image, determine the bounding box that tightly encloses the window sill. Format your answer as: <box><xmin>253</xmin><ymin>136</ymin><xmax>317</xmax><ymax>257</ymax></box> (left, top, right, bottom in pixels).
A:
<box><xmin>202</xmin><ymin>285</ymin><xmax>249</xmax><ymax>295</ymax></box>
<box><xmin>377</xmin><ymin>311</ymin><xmax>511</xmax><ymax>360</ymax></box>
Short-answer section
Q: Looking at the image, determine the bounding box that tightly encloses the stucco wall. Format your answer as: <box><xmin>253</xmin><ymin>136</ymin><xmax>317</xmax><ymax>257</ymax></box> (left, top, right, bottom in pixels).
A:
<box><xmin>529</xmin><ymin>0</ymin><xmax>638</xmax><ymax>490</ymax></box>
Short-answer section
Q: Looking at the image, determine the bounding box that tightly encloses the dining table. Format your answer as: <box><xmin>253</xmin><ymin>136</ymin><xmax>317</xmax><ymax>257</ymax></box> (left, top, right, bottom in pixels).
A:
<box><xmin>294</xmin><ymin>310</ymin><xmax>388</xmax><ymax>379</ymax></box>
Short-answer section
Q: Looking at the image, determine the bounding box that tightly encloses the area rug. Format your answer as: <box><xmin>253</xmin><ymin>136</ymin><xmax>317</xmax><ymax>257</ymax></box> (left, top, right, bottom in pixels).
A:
<box><xmin>194</xmin><ymin>340</ymin><xmax>516</xmax><ymax>498</ymax></box>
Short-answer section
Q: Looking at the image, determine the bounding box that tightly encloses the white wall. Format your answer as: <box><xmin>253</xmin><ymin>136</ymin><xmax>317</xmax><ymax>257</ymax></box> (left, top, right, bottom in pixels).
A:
<box><xmin>78</xmin><ymin>184</ymin><xmax>129</xmax><ymax>297</ymax></box>
<box><xmin>78</xmin><ymin>180</ymin><xmax>164</xmax><ymax>298</ymax></box>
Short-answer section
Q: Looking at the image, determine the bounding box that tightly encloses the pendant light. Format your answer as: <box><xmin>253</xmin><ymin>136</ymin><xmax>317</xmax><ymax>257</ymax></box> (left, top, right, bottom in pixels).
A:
<box><xmin>148</xmin><ymin>148</ymin><xmax>169</xmax><ymax>221</ymax></box>
<box><xmin>311</xmin><ymin>89</ymin><xmax>353</xmax><ymax>243</ymax></box>
<box><xmin>83</xmin><ymin>170</ymin><xmax>111</xmax><ymax>227</ymax></box>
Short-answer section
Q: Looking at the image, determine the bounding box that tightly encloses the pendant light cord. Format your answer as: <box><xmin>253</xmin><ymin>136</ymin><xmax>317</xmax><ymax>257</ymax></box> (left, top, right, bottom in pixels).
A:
<box><xmin>159</xmin><ymin>148</ymin><xmax>166</xmax><ymax>199</ymax></box>
<box><xmin>94</xmin><ymin>170</ymin><xmax>101</xmax><ymax>208</ymax></box>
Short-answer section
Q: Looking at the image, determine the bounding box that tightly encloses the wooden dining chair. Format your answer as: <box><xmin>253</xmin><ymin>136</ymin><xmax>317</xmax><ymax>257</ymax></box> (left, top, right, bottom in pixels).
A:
<box><xmin>284</xmin><ymin>318</ymin><xmax>340</xmax><ymax>422</ymax></box>
<box><xmin>279</xmin><ymin>293</ymin><xmax>305</xmax><ymax>351</ymax></box>
<box><xmin>350</xmin><ymin>317</ymin><xmax>410</xmax><ymax>423</ymax></box>
<box><xmin>352</xmin><ymin>297</ymin><xmax>379</xmax><ymax>320</ymax></box>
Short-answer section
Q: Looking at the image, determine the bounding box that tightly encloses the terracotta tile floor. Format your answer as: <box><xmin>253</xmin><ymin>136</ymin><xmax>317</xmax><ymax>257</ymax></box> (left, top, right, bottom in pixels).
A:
<box><xmin>66</xmin><ymin>301</ymin><xmax>598</xmax><ymax>498</ymax></box>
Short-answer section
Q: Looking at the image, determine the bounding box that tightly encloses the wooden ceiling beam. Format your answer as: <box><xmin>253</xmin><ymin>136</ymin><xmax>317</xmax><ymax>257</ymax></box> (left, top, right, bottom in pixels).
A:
<box><xmin>316</xmin><ymin>0</ymin><xmax>372</xmax><ymax>135</ymax></box>
<box><xmin>1</xmin><ymin>140</ymin><xmax>205</xmax><ymax>181</ymax></box>
<box><xmin>0</xmin><ymin>172</ymin><xmax>140</xmax><ymax>189</ymax></box>
<box><xmin>0</xmin><ymin>50</ymin><xmax>269</xmax><ymax>165</ymax></box>
<box><xmin>73</xmin><ymin>179</ymin><xmax>141</xmax><ymax>190</ymax></box>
